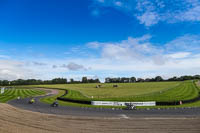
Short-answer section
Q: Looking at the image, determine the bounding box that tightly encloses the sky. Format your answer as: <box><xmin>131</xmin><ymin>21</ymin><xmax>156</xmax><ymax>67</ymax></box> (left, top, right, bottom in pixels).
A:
<box><xmin>0</xmin><ymin>0</ymin><xmax>200</xmax><ymax>81</ymax></box>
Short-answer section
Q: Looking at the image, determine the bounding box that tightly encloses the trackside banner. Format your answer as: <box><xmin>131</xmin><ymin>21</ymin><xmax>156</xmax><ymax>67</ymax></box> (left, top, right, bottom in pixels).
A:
<box><xmin>0</xmin><ymin>88</ymin><xmax>5</xmax><ymax>94</ymax></box>
<box><xmin>91</xmin><ymin>101</ymin><xmax>156</xmax><ymax>106</ymax></box>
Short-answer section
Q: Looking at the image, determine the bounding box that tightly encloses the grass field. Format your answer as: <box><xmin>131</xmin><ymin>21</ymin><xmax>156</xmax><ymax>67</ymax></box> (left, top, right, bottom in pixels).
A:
<box><xmin>58</xmin><ymin>80</ymin><xmax>199</xmax><ymax>102</ymax></box>
<box><xmin>40</xmin><ymin>90</ymin><xmax>125</xmax><ymax>108</ymax></box>
<box><xmin>132</xmin><ymin>81</ymin><xmax>200</xmax><ymax>102</ymax></box>
<box><xmin>2</xmin><ymin>80</ymin><xmax>200</xmax><ymax>108</ymax></box>
<box><xmin>41</xmin><ymin>81</ymin><xmax>200</xmax><ymax>108</ymax></box>
<box><xmin>27</xmin><ymin>81</ymin><xmax>180</xmax><ymax>99</ymax></box>
<box><xmin>0</xmin><ymin>88</ymin><xmax>46</xmax><ymax>103</ymax></box>
<box><xmin>28</xmin><ymin>81</ymin><xmax>199</xmax><ymax>102</ymax></box>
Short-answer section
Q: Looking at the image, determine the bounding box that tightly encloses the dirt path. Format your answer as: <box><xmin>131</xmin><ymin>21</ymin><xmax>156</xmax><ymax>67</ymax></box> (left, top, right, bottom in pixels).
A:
<box><xmin>0</xmin><ymin>103</ymin><xmax>200</xmax><ymax>133</ymax></box>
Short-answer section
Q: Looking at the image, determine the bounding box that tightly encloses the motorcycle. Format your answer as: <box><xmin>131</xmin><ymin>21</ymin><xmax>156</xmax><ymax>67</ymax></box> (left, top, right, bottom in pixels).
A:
<box><xmin>28</xmin><ymin>98</ymin><xmax>35</xmax><ymax>104</ymax></box>
<box><xmin>51</xmin><ymin>101</ymin><xmax>59</xmax><ymax>107</ymax></box>
<box><xmin>124</xmin><ymin>103</ymin><xmax>136</xmax><ymax>110</ymax></box>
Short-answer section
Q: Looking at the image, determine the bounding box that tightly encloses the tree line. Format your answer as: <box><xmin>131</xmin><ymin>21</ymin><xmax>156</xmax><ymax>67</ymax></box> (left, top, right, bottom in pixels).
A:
<box><xmin>0</xmin><ymin>77</ymin><xmax>100</xmax><ymax>86</ymax></box>
<box><xmin>0</xmin><ymin>75</ymin><xmax>200</xmax><ymax>86</ymax></box>
<box><xmin>105</xmin><ymin>75</ymin><xmax>200</xmax><ymax>83</ymax></box>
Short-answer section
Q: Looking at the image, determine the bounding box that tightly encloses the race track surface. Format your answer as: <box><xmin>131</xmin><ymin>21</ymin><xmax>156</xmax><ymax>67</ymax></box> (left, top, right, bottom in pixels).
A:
<box><xmin>5</xmin><ymin>91</ymin><xmax>200</xmax><ymax>133</ymax></box>
<box><xmin>1</xmin><ymin>103</ymin><xmax>200</xmax><ymax>133</ymax></box>
<box><xmin>8</xmin><ymin>93</ymin><xmax>200</xmax><ymax>118</ymax></box>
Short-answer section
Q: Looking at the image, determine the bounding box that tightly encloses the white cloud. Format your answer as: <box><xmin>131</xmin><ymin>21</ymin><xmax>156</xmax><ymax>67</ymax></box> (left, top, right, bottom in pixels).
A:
<box><xmin>1</xmin><ymin>34</ymin><xmax>200</xmax><ymax>81</ymax></box>
<box><xmin>92</xmin><ymin>35</ymin><xmax>163</xmax><ymax>63</ymax></box>
<box><xmin>85</xmin><ymin>34</ymin><xmax>200</xmax><ymax>75</ymax></box>
<box><xmin>87</xmin><ymin>41</ymin><xmax>101</xmax><ymax>49</ymax></box>
<box><xmin>0</xmin><ymin>55</ymin><xmax>10</xmax><ymax>59</ymax></box>
<box><xmin>92</xmin><ymin>0</ymin><xmax>200</xmax><ymax>26</ymax></box>
<box><xmin>32</xmin><ymin>61</ymin><xmax>47</xmax><ymax>66</ymax></box>
<box><xmin>136</xmin><ymin>11</ymin><xmax>160</xmax><ymax>26</ymax></box>
<box><xmin>165</xmin><ymin>35</ymin><xmax>200</xmax><ymax>52</ymax></box>
<box><xmin>60</xmin><ymin>62</ymin><xmax>90</xmax><ymax>71</ymax></box>
<box><xmin>52</xmin><ymin>65</ymin><xmax>57</xmax><ymax>69</ymax></box>
<box><xmin>114</xmin><ymin>1</ymin><xmax>122</xmax><ymax>6</ymax></box>
<box><xmin>173</xmin><ymin>0</ymin><xmax>200</xmax><ymax>22</ymax></box>
<box><xmin>102</xmin><ymin>44</ymin><xmax>135</xmax><ymax>60</ymax></box>
<box><xmin>166</xmin><ymin>52</ymin><xmax>191</xmax><ymax>59</ymax></box>
<box><xmin>0</xmin><ymin>60</ymin><xmax>36</xmax><ymax>80</ymax></box>
<box><xmin>152</xmin><ymin>55</ymin><xmax>166</xmax><ymax>65</ymax></box>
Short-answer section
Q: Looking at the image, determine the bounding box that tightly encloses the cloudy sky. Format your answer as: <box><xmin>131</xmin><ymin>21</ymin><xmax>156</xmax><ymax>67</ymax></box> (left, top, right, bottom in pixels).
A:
<box><xmin>0</xmin><ymin>0</ymin><xmax>200</xmax><ymax>81</ymax></box>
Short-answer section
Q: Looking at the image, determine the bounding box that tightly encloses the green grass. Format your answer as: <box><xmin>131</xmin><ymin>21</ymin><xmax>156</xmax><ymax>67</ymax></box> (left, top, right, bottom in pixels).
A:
<box><xmin>40</xmin><ymin>90</ymin><xmax>125</xmax><ymax>109</ymax></box>
<box><xmin>24</xmin><ymin>81</ymin><xmax>180</xmax><ymax>100</ymax></box>
<box><xmin>40</xmin><ymin>90</ymin><xmax>87</xmax><ymax>107</ymax></box>
<box><xmin>62</xmin><ymin>89</ymin><xmax>90</xmax><ymax>101</ymax></box>
<box><xmin>57</xmin><ymin>81</ymin><xmax>199</xmax><ymax>102</ymax></box>
<box><xmin>40</xmin><ymin>81</ymin><xmax>200</xmax><ymax>109</ymax></box>
<box><xmin>131</xmin><ymin>80</ymin><xmax>199</xmax><ymax>102</ymax></box>
<box><xmin>7</xmin><ymin>80</ymin><xmax>200</xmax><ymax>109</ymax></box>
<box><xmin>136</xmin><ymin>81</ymin><xmax>200</xmax><ymax>109</ymax></box>
<box><xmin>0</xmin><ymin>88</ymin><xmax>46</xmax><ymax>103</ymax></box>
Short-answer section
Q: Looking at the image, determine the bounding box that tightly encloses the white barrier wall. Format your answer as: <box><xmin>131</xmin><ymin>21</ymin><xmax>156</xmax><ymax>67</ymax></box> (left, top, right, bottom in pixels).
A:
<box><xmin>91</xmin><ymin>101</ymin><xmax>156</xmax><ymax>106</ymax></box>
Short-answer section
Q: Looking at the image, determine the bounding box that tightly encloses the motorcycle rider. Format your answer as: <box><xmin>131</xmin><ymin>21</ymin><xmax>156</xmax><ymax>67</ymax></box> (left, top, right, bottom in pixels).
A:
<box><xmin>29</xmin><ymin>97</ymin><xmax>35</xmax><ymax>104</ymax></box>
<box><xmin>52</xmin><ymin>99</ymin><xmax>59</xmax><ymax>107</ymax></box>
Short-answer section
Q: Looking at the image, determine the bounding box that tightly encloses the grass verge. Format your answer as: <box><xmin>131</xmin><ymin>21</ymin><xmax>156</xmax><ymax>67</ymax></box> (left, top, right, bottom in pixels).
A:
<box><xmin>0</xmin><ymin>88</ymin><xmax>46</xmax><ymax>103</ymax></box>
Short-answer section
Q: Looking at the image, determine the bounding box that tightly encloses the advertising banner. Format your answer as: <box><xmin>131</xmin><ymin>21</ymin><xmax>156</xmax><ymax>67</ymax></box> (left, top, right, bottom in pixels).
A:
<box><xmin>91</xmin><ymin>101</ymin><xmax>156</xmax><ymax>106</ymax></box>
<box><xmin>0</xmin><ymin>88</ymin><xmax>5</xmax><ymax>94</ymax></box>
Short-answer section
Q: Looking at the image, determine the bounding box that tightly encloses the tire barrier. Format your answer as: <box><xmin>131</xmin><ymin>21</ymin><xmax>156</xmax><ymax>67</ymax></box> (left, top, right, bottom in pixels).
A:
<box><xmin>182</xmin><ymin>93</ymin><xmax>200</xmax><ymax>104</ymax></box>
<box><xmin>156</xmin><ymin>101</ymin><xmax>180</xmax><ymax>106</ymax></box>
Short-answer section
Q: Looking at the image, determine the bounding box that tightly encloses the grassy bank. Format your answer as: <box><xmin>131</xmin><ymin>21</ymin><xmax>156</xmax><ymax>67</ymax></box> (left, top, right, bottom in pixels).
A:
<box><xmin>0</xmin><ymin>88</ymin><xmax>46</xmax><ymax>103</ymax></box>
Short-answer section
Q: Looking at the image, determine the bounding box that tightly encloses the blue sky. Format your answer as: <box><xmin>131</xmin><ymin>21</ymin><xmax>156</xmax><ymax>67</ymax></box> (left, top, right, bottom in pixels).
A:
<box><xmin>0</xmin><ymin>0</ymin><xmax>200</xmax><ymax>81</ymax></box>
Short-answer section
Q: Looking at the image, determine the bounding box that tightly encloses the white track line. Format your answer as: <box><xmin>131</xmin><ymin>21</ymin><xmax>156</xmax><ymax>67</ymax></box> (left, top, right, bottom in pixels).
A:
<box><xmin>119</xmin><ymin>114</ymin><xmax>130</xmax><ymax>119</ymax></box>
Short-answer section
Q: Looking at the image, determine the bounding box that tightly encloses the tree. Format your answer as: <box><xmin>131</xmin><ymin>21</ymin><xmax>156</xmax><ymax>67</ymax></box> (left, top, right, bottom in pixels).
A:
<box><xmin>130</xmin><ymin>77</ymin><xmax>136</xmax><ymax>82</ymax></box>
<box><xmin>168</xmin><ymin>76</ymin><xmax>177</xmax><ymax>81</ymax></box>
<box><xmin>1</xmin><ymin>80</ymin><xmax>9</xmax><ymax>86</ymax></box>
<box><xmin>87</xmin><ymin>78</ymin><xmax>101</xmax><ymax>83</ymax></box>
<box><xmin>194</xmin><ymin>75</ymin><xmax>200</xmax><ymax>80</ymax></box>
<box><xmin>70</xmin><ymin>78</ymin><xmax>74</xmax><ymax>83</ymax></box>
<box><xmin>52</xmin><ymin>78</ymin><xmax>67</xmax><ymax>84</ymax></box>
<box><xmin>105</xmin><ymin>77</ymin><xmax>111</xmax><ymax>83</ymax></box>
<box><xmin>155</xmin><ymin>76</ymin><xmax>163</xmax><ymax>82</ymax></box>
<box><xmin>137</xmin><ymin>78</ymin><xmax>144</xmax><ymax>82</ymax></box>
<box><xmin>82</xmin><ymin>77</ymin><xmax>88</xmax><ymax>83</ymax></box>
<box><xmin>120</xmin><ymin>77</ymin><xmax>130</xmax><ymax>83</ymax></box>
<box><xmin>112</xmin><ymin>78</ymin><xmax>120</xmax><ymax>83</ymax></box>
<box><xmin>94</xmin><ymin>78</ymin><xmax>101</xmax><ymax>83</ymax></box>
<box><xmin>145</xmin><ymin>78</ymin><xmax>151</xmax><ymax>82</ymax></box>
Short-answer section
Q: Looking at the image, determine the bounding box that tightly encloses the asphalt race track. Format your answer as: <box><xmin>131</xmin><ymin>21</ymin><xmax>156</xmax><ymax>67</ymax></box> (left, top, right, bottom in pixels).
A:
<box><xmin>8</xmin><ymin>93</ymin><xmax>200</xmax><ymax>118</ymax></box>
